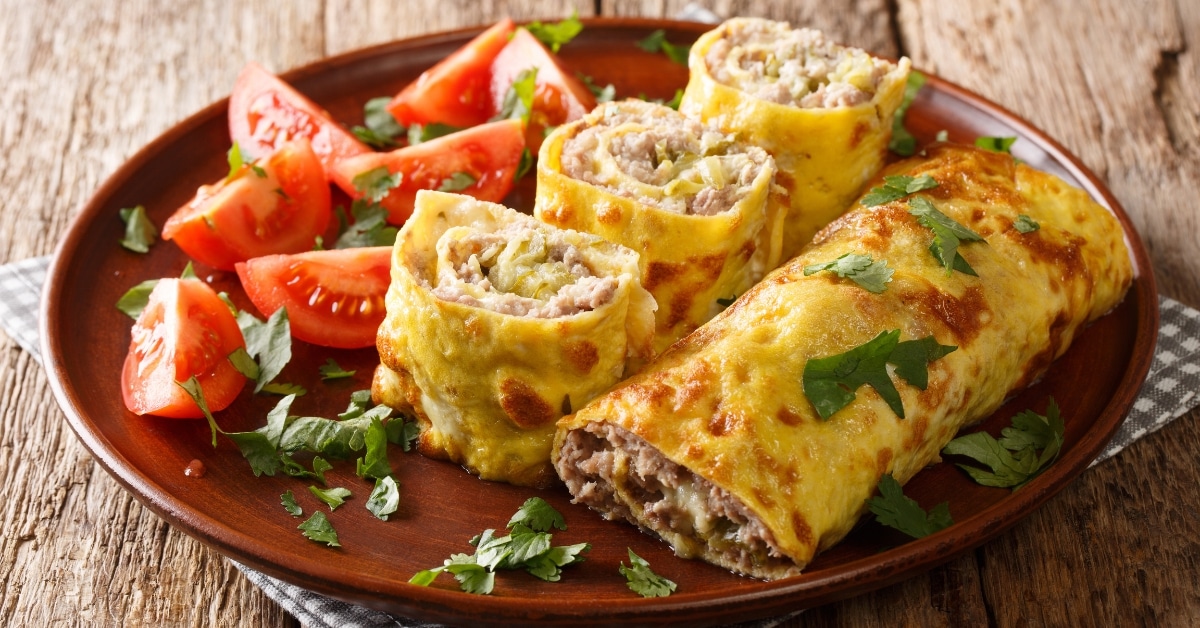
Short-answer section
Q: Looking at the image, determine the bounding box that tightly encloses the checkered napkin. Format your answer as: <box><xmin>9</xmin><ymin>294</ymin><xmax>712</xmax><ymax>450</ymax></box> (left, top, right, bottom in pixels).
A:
<box><xmin>3</xmin><ymin>251</ymin><xmax>1199</xmax><ymax>627</ymax></box>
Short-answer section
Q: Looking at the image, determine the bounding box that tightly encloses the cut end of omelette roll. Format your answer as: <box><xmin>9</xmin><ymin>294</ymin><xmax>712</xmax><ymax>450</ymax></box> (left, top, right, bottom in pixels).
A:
<box><xmin>680</xmin><ymin>18</ymin><xmax>911</xmax><ymax>261</ymax></box>
<box><xmin>536</xmin><ymin>99</ymin><xmax>788</xmax><ymax>353</ymax></box>
<box><xmin>373</xmin><ymin>190</ymin><xmax>655</xmax><ymax>487</ymax></box>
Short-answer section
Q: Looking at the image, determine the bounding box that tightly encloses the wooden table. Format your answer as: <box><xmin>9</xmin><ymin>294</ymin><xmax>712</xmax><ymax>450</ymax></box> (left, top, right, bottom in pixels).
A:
<box><xmin>2</xmin><ymin>0</ymin><xmax>1197</xmax><ymax>625</ymax></box>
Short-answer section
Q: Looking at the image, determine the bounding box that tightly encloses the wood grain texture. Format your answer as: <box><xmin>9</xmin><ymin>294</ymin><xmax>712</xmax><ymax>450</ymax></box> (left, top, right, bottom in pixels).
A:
<box><xmin>1</xmin><ymin>0</ymin><xmax>1197</xmax><ymax>626</ymax></box>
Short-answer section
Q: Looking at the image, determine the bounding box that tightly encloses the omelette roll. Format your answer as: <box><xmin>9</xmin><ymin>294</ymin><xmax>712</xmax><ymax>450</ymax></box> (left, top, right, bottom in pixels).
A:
<box><xmin>535</xmin><ymin>99</ymin><xmax>787</xmax><ymax>354</ymax></box>
<box><xmin>679</xmin><ymin>18</ymin><xmax>912</xmax><ymax>260</ymax></box>
<box><xmin>553</xmin><ymin>145</ymin><xmax>1133</xmax><ymax>578</ymax></box>
<box><xmin>373</xmin><ymin>190</ymin><xmax>655</xmax><ymax>487</ymax></box>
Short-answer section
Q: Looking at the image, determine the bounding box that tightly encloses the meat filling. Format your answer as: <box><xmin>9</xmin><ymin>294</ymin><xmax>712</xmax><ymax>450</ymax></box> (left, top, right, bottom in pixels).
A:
<box><xmin>559</xmin><ymin>102</ymin><xmax>770</xmax><ymax>216</ymax></box>
<box><xmin>431</xmin><ymin>223</ymin><xmax>617</xmax><ymax>318</ymax></box>
<box><xmin>705</xmin><ymin>19</ymin><xmax>892</xmax><ymax>108</ymax></box>
<box><xmin>557</xmin><ymin>422</ymin><xmax>796</xmax><ymax>577</ymax></box>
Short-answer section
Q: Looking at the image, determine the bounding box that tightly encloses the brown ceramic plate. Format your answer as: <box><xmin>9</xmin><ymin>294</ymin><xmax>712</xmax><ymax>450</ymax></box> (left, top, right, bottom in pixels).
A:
<box><xmin>41</xmin><ymin>19</ymin><xmax>1158</xmax><ymax>626</ymax></box>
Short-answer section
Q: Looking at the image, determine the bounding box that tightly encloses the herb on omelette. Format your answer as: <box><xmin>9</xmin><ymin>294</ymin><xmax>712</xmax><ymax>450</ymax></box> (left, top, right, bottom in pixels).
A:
<box><xmin>637</xmin><ymin>29</ymin><xmax>689</xmax><ymax>65</ymax></box>
<box><xmin>352</xmin><ymin>96</ymin><xmax>407</xmax><ymax>149</ymax></box>
<box><xmin>409</xmin><ymin>497</ymin><xmax>590</xmax><ymax>593</ymax></box>
<box><xmin>942</xmin><ymin>398</ymin><xmax>1065</xmax><ymax>490</ymax></box>
<box><xmin>975</xmin><ymin>135</ymin><xmax>1017</xmax><ymax>154</ymax></box>
<box><xmin>889</xmin><ymin>70</ymin><xmax>926</xmax><ymax>156</ymax></box>
<box><xmin>802</xmin><ymin>330</ymin><xmax>956</xmax><ymax>420</ymax></box>
<box><xmin>118</xmin><ymin>205</ymin><xmax>156</xmax><ymax>253</ymax></box>
<box><xmin>619</xmin><ymin>549</ymin><xmax>677</xmax><ymax>597</ymax></box>
<box><xmin>802</xmin><ymin>253</ymin><xmax>894</xmax><ymax>294</ymax></box>
<box><xmin>907</xmin><ymin>196</ymin><xmax>986</xmax><ymax>276</ymax></box>
<box><xmin>1013</xmin><ymin>214</ymin><xmax>1040</xmax><ymax>234</ymax></box>
<box><xmin>861</xmin><ymin>174</ymin><xmax>939</xmax><ymax>207</ymax></box>
<box><xmin>524</xmin><ymin>12</ymin><xmax>583</xmax><ymax>53</ymax></box>
<box><xmin>866</xmin><ymin>473</ymin><xmax>953</xmax><ymax>538</ymax></box>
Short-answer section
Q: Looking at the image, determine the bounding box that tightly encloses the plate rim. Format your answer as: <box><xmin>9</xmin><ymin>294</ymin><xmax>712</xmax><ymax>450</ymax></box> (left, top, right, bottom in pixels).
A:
<box><xmin>39</xmin><ymin>17</ymin><xmax>1160</xmax><ymax>625</ymax></box>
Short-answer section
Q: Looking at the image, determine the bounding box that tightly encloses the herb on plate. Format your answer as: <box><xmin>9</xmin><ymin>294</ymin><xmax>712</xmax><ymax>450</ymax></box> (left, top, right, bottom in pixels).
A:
<box><xmin>975</xmin><ymin>135</ymin><xmax>1017</xmax><ymax>154</ymax></box>
<box><xmin>281</xmin><ymin>490</ymin><xmax>303</xmax><ymax>517</ymax></box>
<box><xmin>942</xmin><ymin>398</ymin><xmax>1065</xmax><ymax>489</ymax></box>
<box><xmin>309</xmin><ymin>485</ymin><xmax>352</xmax><ymax>511</ymax></box>
<box><xmin>494</xmin><ymin>68</ymin><xmax>538</xmax><ymax>125</ymax></box>
<box><xmin>619</xmin><ymin>549</ymin><xmax>676</xmax><ymax>597</ymax></box>
<box><xmin>802</xmin><ymin>253</ymin><xmax>894</xmax><ymax>294</ymax></box>
<box><xmin>298</xmin><ymin>511</ymin><xmax>341</xmax><ymax>547</ymax></box>
<box><xmin>889</xmin><ymin>71</ymin><xmax>926</xmax><ymax>156</ymax></box>
<box><xmin>118</xmin><ymin>205</ymin><xmax>156</xmax><ymax>254</ymax></box>
<box><xmin>352</xmin><ymin>96</ymin><xmax>407</xmax><ymax>149</ymax></box>
<box><xmin>524</xmin><ymin>12</ymin><xmax>583</xmax><ymax>53</ymax></box>
<box><xmin>637</xmin><ymin>29</ymin><xmax>689</xmax><ymax>65</ymax></box>
<box><xmin>437</xmin><ymin>171</ymin><xmax>477</xmax><ymax>192</ymax></box>
<box><xmin>407</xmin><ymin>122</ymin><xmax>464</xmax><ymax>146</ymax></box>
<box><xmin>319</xmin><ymin>358</ymin><xmax>356</xmax><ymax>380</ymax></box>
<box><xmin>866</xmin><ymin>473</ymin><xmax>953</xmax><ymax>538</ymax></box>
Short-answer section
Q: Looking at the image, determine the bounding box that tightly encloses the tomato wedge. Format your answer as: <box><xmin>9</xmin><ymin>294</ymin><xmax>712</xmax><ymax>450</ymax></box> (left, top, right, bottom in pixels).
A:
<box><xmin>329</xmin><ymin>118</ymin><xmax>525</xmax><ymax>225</ymax></box>
<box><xmin>229</xmin><ymin>61</ymin><xmax>371</xmax><ymax>177</ymax></box>
<box><xmin>385</xmin><ymin>19</ymin><xmax>516</xmax><ymax>129</ymax></box>
<box><xmin>490</xmin><ymin>28</ymin><xmax>596</xmax><ymax>152</ymax></box>
<box><xmin>235</xmin><ymin>247</ymin><xmax>393</xmax><ymax>349</ymax></box>
<box><xmin>162</xmin><ymin>140</ymin><xmax>332</xmax><ymax>271</ymax></box>
<box><xmin>121</xmin><ymin>278</ymin><xmax>247</xmax><ymax>419</ymax></box>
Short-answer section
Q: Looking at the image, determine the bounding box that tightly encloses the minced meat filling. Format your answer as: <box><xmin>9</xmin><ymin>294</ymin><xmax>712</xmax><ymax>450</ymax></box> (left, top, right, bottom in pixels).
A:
<box><xmin>557</xmin><ymin>422</ymin><xmax>792</xmax><ymax>576</ymax></box>
<box><xmin>559</xmin><ymin>102</ymin><xmax>770</xmax><ymax>216</ymax></box>
<box><xmin>430</xmin><ymin>222</ymin><xmax>617</xmax><ymax>318</ymax></box>
<box><xmin>705</xmin><ymin>18</ymin><xmax>892</xmax><ymax>108</ymax></box>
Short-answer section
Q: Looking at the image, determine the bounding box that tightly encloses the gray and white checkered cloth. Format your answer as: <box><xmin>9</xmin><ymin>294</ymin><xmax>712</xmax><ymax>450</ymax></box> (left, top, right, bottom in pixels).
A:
<box><xmin>3</xmin><ymin>252</ymin><xmax>1199</xmax><ymax>627</ymax></box>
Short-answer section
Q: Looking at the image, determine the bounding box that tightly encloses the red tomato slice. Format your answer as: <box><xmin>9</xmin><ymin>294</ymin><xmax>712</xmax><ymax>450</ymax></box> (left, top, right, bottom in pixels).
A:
<box><xmin>490</xmin><ymin>28</ymin><xmax>596</xmax><ymax>152</ymax></box>
<box><xmin>329</xmin><ymin>118</ymin><xmax>524</xmax><ymax>225</ymax></box>
<box><xmin>229</xmin><ymin>61</ymin><xmax>371</xmax><ymax>177</ymax></box>
<box><xmin>121</xmin><ymin>278</ymin><xmax>247</xmax><ymax>419</ymax></box>
<box><xmin>163</xmin><ymin>140</ymin><xmax>332</xmax><ymax>271</ymax></box>
<box><xmin>235</xmin><ymin>247</ymin><xmax>393</xmax><ymax>349</ymax></box>
<box><xmin>385</xmin><ymin>19</ymin><xmax>516</xmax><ymax>129</ymax></box>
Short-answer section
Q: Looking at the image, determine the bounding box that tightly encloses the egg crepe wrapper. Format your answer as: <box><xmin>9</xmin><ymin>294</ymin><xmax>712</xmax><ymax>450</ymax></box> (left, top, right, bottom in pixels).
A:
<box><xmin>535</xmin><ymin>99</ymin><xmax>787</xmax><ymax>354</ymax></box>
<box><xmin>679</xmin><ymin>18</ymin><xmax>912</xmax><ymax>261</ymax></box>
<box><xmin>372</xmin><ymin>190</ymin><xmax>655</xmax><ymax>488</ymax></box>
<box><xmin>552</xmin><ymin>145</ymin><xmax>1134</xmax><ymax>579</ymax></box>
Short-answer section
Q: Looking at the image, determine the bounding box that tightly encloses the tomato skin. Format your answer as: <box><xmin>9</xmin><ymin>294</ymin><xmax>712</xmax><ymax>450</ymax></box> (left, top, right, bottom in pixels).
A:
<box><xmin>121</xmin><ymin>278</ymin><xmax>247</xmax><ymax>419</ymax></box>
<box><xmin>236</xmin><ymin>247</ymin><xmax>393</xmax><ymax>349</ymax></box>
<box><xmin>386</xmin><ymin>19</ymin><xmax>517</xmax><ymax>128</ymax></box>
<box><xmin>162</xmin><ymin>140</ymin><xmax>332</xmax><ymax>271</ymax></box>
<box><xmin>329</xmin><ymin>118</ymin><xmax>525</xmax><ymax>225</ymax></box>
<box><xmin>490</xmin><ymin>28</ymin><xmax>596</xmax><ymax>152</ymax></box>
<box><xmin>229</xmin><ymin>61</ymin><xmax>371</xmax><ymax>177</ymax></box>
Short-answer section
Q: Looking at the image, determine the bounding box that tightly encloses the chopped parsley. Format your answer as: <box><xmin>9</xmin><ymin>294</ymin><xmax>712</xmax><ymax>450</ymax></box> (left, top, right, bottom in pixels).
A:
<box><xmin>664</xmin><ymin>88</ymin><xmax>684</xmax><ymax>110</ymax></box>
<box><xmin>802</xmin><ymin>253</ymin><xmax>894</xmax><ymax>294</ymax></box>
<box><xmin>118</xmin><ymin>205</ymin><xmax>156</xmax><ymax>254</ymax></box>
<box><xmin>942</xmin><ymin>398</ymin><xmax>1064</xmax><ymax>489</ymax></box>
<box><xmin>907</xmin><ymin>196</ymin><xmax>986</xmax><ymax>276</ymax></box>
<box><xmin>298</xmin><ymin>511</ymin><xmax>340</xmax><ymax>547</ymax></box>
<box><xmin>280</xmin><ymin>490</ymin><xmax>303</xmax><ymax>517</ymax></box>
<box><xmin>524</xmin><ymin>13</ymin><xmax>583</xmax><ymax>53</ymax></box>
<box><xmin>866</xmin><ymin>473</ymin><xmax>953</xmax><ymax>538</ymax></box>
<box><xmin>975</xmin><ymin>136</ymin><xmax>1017</xmax><ymax>154</ymax></box>
<box><xmin>889</xmin><ymin>71</ymin><xmax>926</xmax><ymax>156</ymax></box>
<box><xmin>515</xmin><ymin>148</ymin><xmax>534</xmax><ymax>181</ymax></box>
<box><xmin>437</xmin><ymin>171</ymin><xmax>478</xmax><ymax>192</ymax></box>
<box><xmin>355</xmin><ymin>417</ymin><xmax>393</xmax><ymax>480</ymax></box>
<box><xmin>319</xmin><ymin>358</ymin><xmax>356</xmax><ymax>380</ymax></box>
<box><xmin>233</xmin><ymin>307</ymin><xmax>295</xmax><ymax>394</ymax></box>
<box><xmin>494</xmin><ymin>68</ymin><xmax>539</xmax><ymax>125</ymax></box>
<box><xmin>367</xmin><ymin>476</ymin><xmax>401</xmax><ymax>521</ymax></box>
<box><xmin>226</xmin><ymin>142</ymin><xmax>265</xmax><ymax>180</ymax></box>
<box><xmin>578</xmin><ymin>73</ymin><xmax>616</xmax><ymax>103</ymax></box>
<box><xmin>352</xmin><ymin>96</ymin><xmax>407</xmax><ymax>149</ymax></box>
<box><xmin>935</xmin><ymin>129</ymin><xmax>949</xmax><ymax>142</ymax></box>
<box><xmin>352</xmin><ymin>166</ymin><xmax>403</xmax><ymax>204</ymax></box>
<box><xmin>332</xmin><ymin>168</ymin><xmax>402</xmax><ymax>248</ymax></box>
<box><xmin>861</xmin><ymin>174</ymin><xmax>939</xmax><ymax>207</ymax></box>
<box><xmin>1013</xmin><ymin>214</ymin><xmax>1040</xmax><ymax>233</ymax></box>
<box><xmin>619</xmin><ymin>549</ymin><xmax>676</xmax><ymax>597</ymax></box>
<box><xmin>637</xmin><ymin>29</ymin><xmax>689</xmax><ymax>65</ymax></box>
<box><xmin>802</xmin><ymin>330</ymin><xmax>956</xmax><ymax>419</ymax></box>
<box><xmin>308</xmin><ymin>485</ymin><xmax>352</xmax><ymax>511</ymax></box>
<box><xmin>407</xmin><ymin>122</ymin><xmax>464</xmax><ymax>146</ymax></box>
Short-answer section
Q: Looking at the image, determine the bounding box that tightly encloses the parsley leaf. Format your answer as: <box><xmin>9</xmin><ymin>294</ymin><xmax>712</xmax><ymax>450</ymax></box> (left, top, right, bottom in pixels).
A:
<box><xmin>352</xmin><ymin>166</ymin><xmax>403</xmax><ymax>204</ymax></box>
<box><xmin>508</xmin><ymin>497</ymin><xmax>566</xmax><ymax>532</ymax></box>
<box><xmin>524</xmin><ymin>12</ymin><xmax>583</xmax><ymax>53</ymax></box>
<box><xmin>1013</xmin><ymin>214</ymin><xmax>1040</xmax><ymax>233</ymax></box>
<box><xmin>407</xmin><ymin>122</ymin><xmax>463</xmax><ymax>146</ymax></box>
<box><xmin>663</xmin><ymin>88</ymin><xmax>684</xmax><ymax>110</ymax></box>
<box><xmin>637</xmin><ymin>29</ymin><xmax>689</xmax><ymax>65</ymax></box>
<box><xmin>907</xmin><ymin>196</ymin><xmax>986</xmax><ymax>276</ymax></box>
<box><xmin>803</xmin><ymin>253</ymin><xmax>894</xmax><ymax>293</ymax></box>
<box><xmin>351</xmin><ymin>96</ymin><xmax>406</xmax><ymax>149</ymax></box>
<box><xmin>802</xmin><ymin>330</ymin><xmax>956</xmax><ymax>419</ymax></box>
<box><xmin>975</xmin><ymin>136</ymin><xmax>1017</xmax><ymax>153</ymax></box>
<box><xmin>236</xmin><ymin>308</ymin><xmax>293</xmax><ymax>393</ymax></box>
<box><xmin>942</xmin><ymin>399</ymin><xmax>1064</xmax><ymax>489</ymax></box>
<box><xmin>619</xmin><ymin>549</ymin><xmax>676</xmax><ymax>597</ymax></box>
<box><xmin>309</xmin><ymin>485</ymin><xmax>352</xmax><ymax>511</ymax></box>
<box><xmin>334</xmin><ymin>200</ymin><xmax>397</xmax><ymax>249</ymax></box>
<box><xmin>115</xmin><ymin>279</ymin><xmax>161</xmax><ymax>319</ymax></box>
<box><xmin>494</xmin><ymin>68</ymin><xmax>538</xmax><ymax>125</ymax></box>
<box><xmin>319</xmin><ymin>358</ymin><xmax>356</xmax><ymax>380</ymax></box>
<box><xmin>298</xmin><ymin>511</ymin><xmax>340</xmax><ymax>547</ymax></box>
<box><xmin>355</xmin><ymin>417</ymin><xmax>393</xmax><ymax>480</ymax></box>
<box><xmin>515</xmin><ymin>148</ymin><xmax>534</xmax><ymax>181</ymax></box>
<box><xmin>367</xmin><ymin>475</ymin><xmax>400</xmax><ymax>520</ymax></box>
<box><xmin>118</xmin><ymin>205</ymin><xmax>156</xmax><ymax>253</ymax></box>
<box><xmin>861</xmin><ymin>174</ymin><xmax>939</xmax><ymax>207</ymax></box>
<box><xmin>889</xmin><ymin>71</ymin><xmax>926</xmax><ymax>156</ymax></box>
<box><xmin>281</xmin><ymin>490</ymin><xmax>303</xmax><ymax>517</ymax></box>
<box><xmin>866</xmin><ymin>473</ymin><xmax>953</xmax><ymax>538</ymax></box>
<box><xmin>578</xmin><ymin>73</ymin><xmax>616</xmax><ymax>103</ymax></box>
<box><xmin>385</xmin><ymin>416</ymin><xmax>420</xmax><ymax>452</ymax></box>
<box><xmin>437</xmin><ymin>171</ymin><xmax>477</xmax><ymax>192</ymax></box>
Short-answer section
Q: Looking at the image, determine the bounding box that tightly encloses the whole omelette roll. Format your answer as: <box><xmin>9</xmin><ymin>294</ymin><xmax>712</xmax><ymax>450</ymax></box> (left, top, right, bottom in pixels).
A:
<box><xmin>679</xmin><ymin>18</ymin><xmax>912</xmax><ymax>261</ymax></box>
<box><xmin>373</xmin><ymin>190</ymin><xmax>655</xmax><ymax>488</ymax></box>
<box><xmin>552</xmin><ymin>145</ymin><xmax>1133</xmax><ymax>578</ymax></box>
<box><xmin>535</xmin><ymin>99</ymin><xmax>787</xmax><ymax>354</ymax></box>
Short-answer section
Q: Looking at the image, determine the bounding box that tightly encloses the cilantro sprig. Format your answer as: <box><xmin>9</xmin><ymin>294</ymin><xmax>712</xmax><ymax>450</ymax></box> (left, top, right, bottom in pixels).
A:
<box><xmin>866</xmin><ymin>473</ymin><xmax>953</xmax><ymax>538</ymax></box>
<box><xmin>802</xmin><ymin>330</ymin><xmax>956</xmax><ymax>419</ymax></box>
<box><xmin>907</xmin><ymin>197</ymin><xmax>986</xmax><ymax>276</ymax></box>
<box><xmin>619</xmin><ymin>549</ymin><xmax>676</xmax><ymax>597</ymax></box>
<box><xmin>524</xmin><ymin>13</ymin><xmax>583</xmax><ymax>53</ymax></box>
<box><xmin>942</xmin><ymin>398</ymin><xmax>1065</xmax><ymax>489</ymax></box>
<box><xmin>409</xmin><ymin>497</ymin><xmax>590</xmax><ymax>593</ymax></box>
<box><xmin>861</xmin><ymin>174</ymin><xmax>938</xmax><ymax>207</ymax></box>
<box><xmin>230</xmin><ymin>307</ymin><xmax>297</xmax><ymax>394</ymax></box>
<box><xmin>802</xmin><ymin>253</ymin><xmax>894</xmax><ymax>294</ymax></box>
<box><xmin>637</xmin><ymin>29</ymin><xmax>689</xmax><ymax>65</ymax></box>
<box><xmin>889</xmin><ymin>71</ymin><xmax>926</xmax><ymax>156</ymax></box>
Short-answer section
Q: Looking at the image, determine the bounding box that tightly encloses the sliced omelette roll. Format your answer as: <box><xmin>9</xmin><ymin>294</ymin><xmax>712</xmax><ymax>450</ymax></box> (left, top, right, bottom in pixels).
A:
<box><xmin>373</xmin><ymin>190</ymin><xmax>655</xmax><ymax>488</ymax></box>
<box><xmin>679</xmin><ymin>18</ymin><xmax>912</xmax><ymax>260</ymax></box>
<box><xmin>535</xmin><ymin>99</ymin><xmax>787</xmax><ymax>354</ymax></box>
<box><xmin>553</xmin><ymin>145</ymin><xmax>1133</xmax><ymax>578</ymax></box>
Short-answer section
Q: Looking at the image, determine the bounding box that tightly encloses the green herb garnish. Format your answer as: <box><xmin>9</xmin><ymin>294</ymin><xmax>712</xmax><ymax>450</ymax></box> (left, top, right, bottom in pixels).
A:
<box><xmin>494</xmin><ymin>68</ymin><xmax>539</xmax><ymax>125</ymax></box>
<box><xmin>308</xmin><ymin>485</ymin><xmax>352</xmax><ymax>511</ymax></box>
<box><xmin>352</xmin><ymin>96</ymin><xmax>407</xmax><ymax>148</ymax></box>
<box><xmin>407</xmin><ymin>122</ymin><xmax>464</xmax><ymax>146</ymax></box>
<box><xmin>1013</xmin><ymin>214</ymin><xmax>1040</xmax><ymax>233</ymax></box>
<box><xmin>234</xmin><ymin>307</ymin><xmax>294</xmax><ymax>393</ymax></box>
<box><xmin>975</xmin><ymin>136</ymin><xmax>1017</xmax><ymax>153</ymax></box>
<box><xmin>619</xmin><ymin>549</ymin><xmax>676</xmax><ymax>597</ymax></box>
<box><xmin>524</xmin><ymin>12</ymin><xmax>583</xmax><ymax>53</ymax></box>
<box><xmin>319</xmin><ymin>358</ymin><xmax>356</xmax><ymax>380</ymax></box>
<box><xmin>298</xmin><ymin>511</ymin><xmax>340</xmax><ymax>547</ymax></box>
<box><xmin>866</xmin><ymin>473</ymin><xmax>953</xmax><ymax>538</ymax></box>
<box><xmin>281</xmin><ymin>490</ymin><xmax>303</xmax><ymax>517</ymax></box>
<box><xmin>118</xmin><ymin>205</ymin><xmax>156</xmax><ymax>253</ymax></box>
<box><xmin>889</xmin><ymin>71</ymin><xmax>926</xmax><ymax>156</ymax></box>
<box><xmin>637</xmin><ymin>29</ymin><xmax>689</xmax><ymax>65</ymax></box>
<box><xmin>802</xmin><ymin>253</ymin><xmax>894</xmax><ymax>293</ymax></box>
<box><xmin>861</xmin><ymin>174</ymin><xmax>939</xmax><ymax>207</ymax></box>
<box><xmin>367</xmin><ymin>476</ymin><xmax>401</xmax><ymax>521</ymax></box>
<box><xmin>352</xmin><ymin>166</ymin><xmax>403</xmax><ymax>204</ymax></box>
<box><xmin>437</xmin><ymin>171</ymin><xmax>478</xmax><ymax>192</ymax></box>
<box><xmin>907</xmin><ymin>196</ymin><xmax>986</xmax><ymax>276</ymax></box>
<box><xmin>942</xmin><ymin>398</ymin><xmax>1064</xmax><ymax>489</ymax></box>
